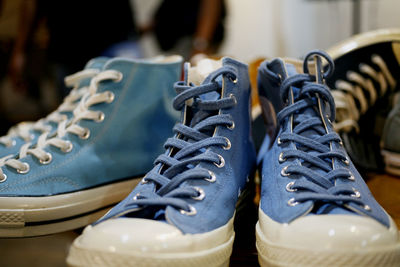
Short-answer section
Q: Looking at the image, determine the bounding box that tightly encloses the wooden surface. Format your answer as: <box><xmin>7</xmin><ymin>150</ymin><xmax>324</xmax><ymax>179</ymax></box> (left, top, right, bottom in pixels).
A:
<box><xmin>0</xmin><ymin>173</ymin><xmax>398</xmax><ymax>267</ymax></box>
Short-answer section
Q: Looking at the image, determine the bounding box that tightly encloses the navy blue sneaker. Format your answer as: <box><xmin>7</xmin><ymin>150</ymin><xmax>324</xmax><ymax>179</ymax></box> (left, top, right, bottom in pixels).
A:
<box><xmin>0</xmin><ymin>56</ymin><xmax>182</xmax><ymax>237</ymax></box>
<box><xmin>67</xmin><ymin>58</ymin><xmax>256</xmax><ymax>267</ymax></box>
<box><xmin>326</xmin><ymin>28</ymin><xmax>400</xmax><ymax>172</ymax></box>
<box><xmin>256</xmin><ymin>51</ymin><xmax>400</xmax><ymax>266</ymax></box>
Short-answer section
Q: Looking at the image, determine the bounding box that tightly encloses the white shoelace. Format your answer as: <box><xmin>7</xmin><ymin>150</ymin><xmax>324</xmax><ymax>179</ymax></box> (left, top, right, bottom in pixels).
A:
<box><xmin>333</xmin><ymin>54</ymin><xmax>396</xmax><ymax>133</ymax></box>
<box><xmin>0</xmin><ymin>69</ymin><xmax>100</xmax><ymax>147</ymax></box>
<box><xmin>0</xmin><ymin>69</ymin><xmax>122</xmax><ymax>180</ymax></box>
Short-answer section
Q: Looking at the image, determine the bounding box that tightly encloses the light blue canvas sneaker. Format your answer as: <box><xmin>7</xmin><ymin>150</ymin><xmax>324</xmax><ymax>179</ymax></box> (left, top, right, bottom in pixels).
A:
<box><xmin>256</xmin><ymin>51</ymin><xmax>400</xmax><ymax>266</ymax></box>
<box><xmin>381</xmin><ymin>97</ymin><xmax>400</xmax><ymax>176</ymax></box>
<box><xmin>0</xmin><ymin>57</ymin><xmax>108</xmax><ymax>157</ymax></box>
<box><xmin>66</xmin><ymin>57</ymin><xmax>257</xmax><ymax>267</ymax></box>
<box><xmin>0</xmin><ymin>56</ymin><xmax>182</xmax><ymax>237</ymax></box>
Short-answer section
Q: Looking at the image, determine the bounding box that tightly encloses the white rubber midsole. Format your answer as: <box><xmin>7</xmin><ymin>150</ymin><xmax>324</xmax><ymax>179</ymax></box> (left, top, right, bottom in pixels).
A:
<box><xmin>0</xmin><ymin>178</ymin><xmax>140</xmax><ymax>236</ymax></box>
<box><xmin>382</xmin><ymin>149</ymin><xmax>400</xmax><ymax>176</ymax></box>
<box><xmin>256</xmin><ymin>220</ymin><xmax>400</xmax><ymax>267</ymax></box>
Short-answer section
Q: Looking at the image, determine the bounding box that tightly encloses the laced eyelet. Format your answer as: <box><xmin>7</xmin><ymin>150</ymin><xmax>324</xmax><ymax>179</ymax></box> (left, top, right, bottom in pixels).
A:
<box><xmin>180</xmin><ymin>205</ymin><xmax>197</xmax><ymax>216</ymax></box>
<box><xmin>286</xmin><ymin>181</ymin><xmax>297</xmax><ymax>192</ymax></box>
<box><xmin>363</xmin><ymin>205</ymin><xmax>371</xmax><ymax>211</ymax></box>
<box><xmin>17</xmin><ymin>162</ymin><xmax>30</xmax><ymax>174</ymax></box>
<box><xmin>114</xmin><ymin>72</ymin><xmax>123</xmax><ymax>82</ymax></box>
<box><xmin>342</xmin><ymin>157</ymin><xmax>350</xmax><ymax>166</ymax></box>
<box><xmin>61</xmin><ymin>141</ymin><xmax>73</xmax><ymax>153</ymax></box>
<box><xmin>140</xmin><ymin>177</ymin><xmax>148</xmax><ymax>185</ymax></box>
<box><xmin>348</xmin><ymin>172</ymin><xmax>355</xmax><ymax>181</ymax></box>
<box><xmin>7</xmin><ymin>140</ymin><xmax>16</xmax><ymax>148</ymax></box>
<box><xmin>229</xmin><ymin>93</ymin><xmax>237</xmax><ymax>105</ymax></box>
<box><xmin>287</xmin><ymin>198</ymin><xmax>299</xmax><ymax>206</ymax></box>
<box><xmin>229</xmin><ymin>76</ymin><xmax>238</xmax><ymax>84</ymax></box>
<box><xmin>132</xmin><ymin>193</ymin><xmax>140</xmax><ymax>200</ymax></box>
<box><xmin>223</xmin><ymin>137</ymin><xmax>231</xmax><ymax>150</ymax></box>
<box><xmin>281</xmin><ymin>166</ymin><xmax>290</xmax><ymax>177</ymax></box>
<box><xmin>0</xmin><ymin>173</ymin><xmax>6</xmax><ymax>182</ymax></box>
<box><xmin>192</xmin><ymin>187</ymin><xmax>205</xmax><ymax>201</ymax></box>
<box><xmin>277</xmin><ymin>137</ymin><xmax>282</xmax><ymax>145</ymax></box>
<box><xmin>339</xmin><ymin>140</ymin><xmax>343</xmax><ymax>146</ymax></box>
<box><xmin>278</xmin><ymin>152</ymin><xmax>286</xmax><ymax>163</ymax></box>
<box><xmin>350</xmin><ymin>188</ymin><xmax>361</xmax><ymax>198</ymax></box>
<box><xmin>80</xmin><ymin>128</ymin><xmax>91</xmax><ymax>140</ymax></box>
<box><xmin>214</xmin><ymin>155</ymin><xmax>225</xmax><ymax>168</ymax></box>
<box><xmin>205</xmin><ymin>170</ymin><xmax>216</xmax><ymax>183</ymax></box>
<box><xmin>39</xmin><ymin>153</ymin><xmax>52</xmax><ymax>165</ymax></box>
<box><xmin>95</xmin><ymin>112</ymin><xmax>105</xmax><ymax>122</ymax></box>
<box><xmin>106</xmin><ymin>91</ymin><xmax>115</xmax><ymax>103</ymax></box>
<box><xmin>227</xmin><ymin>121</ymin><xmax>235</xmax><ymax>130</ymax></box>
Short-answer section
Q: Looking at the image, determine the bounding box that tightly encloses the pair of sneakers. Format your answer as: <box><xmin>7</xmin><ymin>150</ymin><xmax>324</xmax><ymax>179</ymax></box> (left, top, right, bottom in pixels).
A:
<box><xmin>0</xmin><ymin>48</ymin><xmax>399</xmax><ymax>266</ymax></box>
<box><xmin>62</xmin><ymin>51</ymin><xmax>398</xmax><ymax>266</ymax></box>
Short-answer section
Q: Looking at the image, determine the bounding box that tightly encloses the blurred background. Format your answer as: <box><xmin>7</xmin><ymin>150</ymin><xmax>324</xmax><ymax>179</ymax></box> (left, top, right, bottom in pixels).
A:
<box><xmin>0</xmin><ymin>0</ymin><xmax>399</xmax><ymax>134</ymax></box>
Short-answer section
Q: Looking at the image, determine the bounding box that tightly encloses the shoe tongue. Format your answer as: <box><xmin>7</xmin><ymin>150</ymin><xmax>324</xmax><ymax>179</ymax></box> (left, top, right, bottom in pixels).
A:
<box><xmin>187</xmin><ymin>58</ymin><xmax>222</xmax><ymax>102</ymax></box>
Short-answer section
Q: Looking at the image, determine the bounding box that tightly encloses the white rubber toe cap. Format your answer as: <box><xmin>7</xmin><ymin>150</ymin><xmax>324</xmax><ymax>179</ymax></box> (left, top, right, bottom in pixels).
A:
<box><xmin>258</xmin><ymin>209</ymin><xmax>400</xmax><ymax>250</ymax></box>
<box><xmin>75</xmin><ymin>217</ymin><xmax>234</xmax><ymax>254</ymax></box>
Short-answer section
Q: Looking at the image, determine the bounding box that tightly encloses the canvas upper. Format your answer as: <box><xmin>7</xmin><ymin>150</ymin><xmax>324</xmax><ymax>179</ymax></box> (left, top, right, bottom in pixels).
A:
<box><xmin>0</xmin><ymin>56</ymin><xmax>182</xmax><ymax>196</ymax></box>
<box><xmin>257</xmin><ymin>50</ymin><xmax>390</xmax><ymax>228</ymax></box>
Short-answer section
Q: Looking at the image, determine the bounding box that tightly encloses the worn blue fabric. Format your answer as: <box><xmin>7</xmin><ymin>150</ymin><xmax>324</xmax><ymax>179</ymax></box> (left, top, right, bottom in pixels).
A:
<box><xmin>96</xmin><ymin>57</ymin><xmax>257</xmax><ymax>234</ymax></box>
<box><xmin>257</xmin><ymin>50</ymin><xmax>390</xmax><ymax>227</ymax></box>
<box><xmin>0</xmin><ymin>57</ymin><xmax>109</xmax><ymax>158</ymax></box>
<box><xmin>0</xmin><ymin>57</ymin><xmax>182</xmax><ymax>196</ymax></box>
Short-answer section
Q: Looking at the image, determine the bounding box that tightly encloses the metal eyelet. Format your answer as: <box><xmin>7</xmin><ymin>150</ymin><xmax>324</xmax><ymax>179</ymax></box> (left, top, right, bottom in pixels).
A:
<box><xmin>180</xmin><ymin>205</ymin><xmax>197</xmax><ymax>216</ymax></box>
<box><xmin>95</xmin><ymin>112</ymin><xmax>105</xmax><ymax>123</ymax></box>
<box><xmin>140</xmin><ymin>177</ymin><xmax>149</xmax><ymax>185</ymax></box>
<box><xmin>61</xmin><ymin>141</ymin><xmax>73</xmax><ymax>153</ymax></box>
<box><xmin>339</xmin><ymin>140</ymin><xmax>343</xmax><ymax>146</ymax></box>
<box><xmin>6</xmin><ymin>140</ymin><xmax>16</xmax><ymax>148</ymax></box>
<box><xmin>192</xmin><ymin>187</ymin><xmax>205</xmax><ymax>201</ymax></box>
<box><xmin>227</xmin><ymin>121</ymin><xmax>235</xmax><ymax>130</ymax></box>
<box><xmin>351</xmin><ymin>188</ymin><xmax>361</xmax><ymax>198</ymax></box>
<box><xmin>278</xmin><ymin>152</ymin><xmax>286</xmax><ymax>163</ymax></box>
<box><xmin>281</xmin><ymin>166</ymin><xmax>290</xmax><ymax>177</ymax></box>
<box><xmin>214</xmin><ymin>154</ymin><xmax>225</xmax><ymax>168</ymax></box>
<box><xmin>39</xmin><ymin>153</ymin><xmax>52</xmax><ymax>165</ymax></box>
<box><xmin>205</xmin><ymin>170</ymin><xmax>216</xmax><ymax>183</ymax></box>
<box><xmin>277</xmin><ymin>137</ymin><xmax>282</xmax><ymax>145</ymax></box>
<box><xmin>229</xmin><ymin>76</ymin><xmax>238</xmax><ymax>84</ymax></box>
<box><xmin>287</xmin><ymin>198</ymin><xmax>299</xmax><ymax>206</ymax></box>
<box><xmin>363</xmin><ymin>205</ymin><xmax>371</xmax><ymax>211</ymax></box>
<box><xmin>17</xmin><ymin>162</ymin><xmax>30</xmax><ymax>174</ymax></box>
<box><xmin>106</xmin><ymin>91</ymin><xmax>115</xmax><ymax>103</ymax></box>
<box><xmin>229</xmin><ymin>93</ymin><xmax>237</xmax><ymax>105</ymax></box>
<box><xmin>342</xmin><ymin>157</ymin><xmax>350</xmax><ymax>166</ymax></box>
<box><xmin>114</xmin><ymin>72</ymin><xmax>123</xmax><ymax>82</ymax></box>
<box><xmin>286</xmin><ymin>181</ymin><xmax>297</xmax><ymax>192</ymax></box>
<box><xmin>80</xmin><ymin>128</ymin><xmax>90</xmax><ymax>140</ymax></box>
<box><xmin>223</xmin><ymin>137</ymin><xmax>231</xmax><ymax>150</ymax></box>
<box><xmin>133</xmin><ymin>193</ymin><xmax>140</xmax><ymax>200</ymax></box>
<box><xmin>0</xmin><ymin>173</ymin><xmax>6</xmax><ymax>182</ymax></box>
<box><xmin>348</xmin><ymin>172</ymin><xmax>355</xmax><ymax>181</ymax></box>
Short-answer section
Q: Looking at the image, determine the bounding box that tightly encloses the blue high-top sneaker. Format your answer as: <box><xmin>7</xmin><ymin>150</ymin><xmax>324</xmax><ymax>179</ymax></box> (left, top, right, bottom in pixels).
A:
<box><xmin>0</xmin><ymin>56</ymin><xmax>182</xmax><ymax>237</ymax></box>
<box><xmin>66</xmin><ymin>57</ymin><xmax>257</xmax><ymax>267</ymax></box>
<box><xmin>256</xmin><ymin>51</ymin><xmax>400</xmax><ymax>266</ymax></box>
<box><xmin>0</xmin><ymin>57</ymin><xmax>108</xmax><ymax>157</ymax></box>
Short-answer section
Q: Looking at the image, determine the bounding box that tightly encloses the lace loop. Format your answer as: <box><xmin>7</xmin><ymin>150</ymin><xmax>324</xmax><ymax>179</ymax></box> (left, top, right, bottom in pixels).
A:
<box><xmin>123</xmin><ymin>67</ymin><xmax>237</xmax><ymax>213</ymax></box>
<box><xmin>276</xmin><ymin>51</ymin><xmax>367</xmax><ymax>209</ymax></box>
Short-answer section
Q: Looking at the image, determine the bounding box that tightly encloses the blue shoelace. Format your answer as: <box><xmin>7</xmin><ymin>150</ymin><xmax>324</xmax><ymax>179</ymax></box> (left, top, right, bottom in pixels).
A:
<box><xmin>124</xmin><ymin>66</ymin><xmax>237</xmax><ymax>214</ymax></box>
<box><xmin>277</xmin><ymin>51</ymin><xmax>367</xmax><ymax>209</ymax></box>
